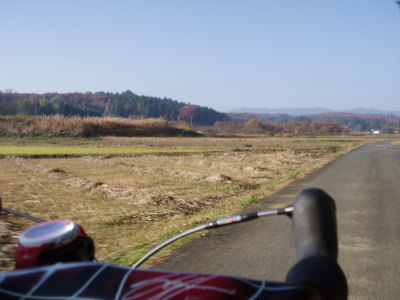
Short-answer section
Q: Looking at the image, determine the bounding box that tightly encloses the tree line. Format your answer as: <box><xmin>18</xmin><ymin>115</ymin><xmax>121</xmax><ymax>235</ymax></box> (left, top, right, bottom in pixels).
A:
<box><xmin>2</xmin><ymin>90</ymin><xmax>398</xmax><ymax>132</ymax></box>
<box><xmin>206</xmin><ymin>119</ymin><xmax>349</xmax><ymax>136</ymax></box>
<box><xmin>0</xmin><ymin>90</ymin><xmax>226</xmax><ymax>126</ymax></box>
<box><xmin>228</xmin><ymin>112</ymin><xmax>400</xmax><ymax>132</ymax></box>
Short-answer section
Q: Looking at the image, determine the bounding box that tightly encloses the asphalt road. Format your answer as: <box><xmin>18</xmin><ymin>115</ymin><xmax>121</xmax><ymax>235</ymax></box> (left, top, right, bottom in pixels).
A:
<box><xmin>153</xmin><ymin>140</ymin><xmax>400</xmax><ymax>299</ymax></box>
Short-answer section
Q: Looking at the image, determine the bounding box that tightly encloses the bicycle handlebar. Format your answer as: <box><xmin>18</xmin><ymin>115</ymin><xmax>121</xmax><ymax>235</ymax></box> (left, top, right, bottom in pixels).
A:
<box><xmin>286</xmin><ymin>188</ymin><xmax>348</xmax><ymax>300</ymax></box>
<box><xmin>0</xmin><ymin>188</ymin><xmax>348</xmax><ymax>299</ymax></box>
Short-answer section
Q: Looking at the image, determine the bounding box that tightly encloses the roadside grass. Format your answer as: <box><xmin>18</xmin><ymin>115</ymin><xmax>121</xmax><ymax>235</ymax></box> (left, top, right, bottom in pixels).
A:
<box><xmin>0</xmin><ymin>136</ymin><xmax>368</xmax><ymax>270</ymax></box>
<box><xmin>241</xmin><ymin>195</ymin><xmax>259</xmax><ymax>207</ymax></box>
<box><xmin>391</xmin><ymin>141</ymin><xmax>400</xmax><ymax>146</ymax></box>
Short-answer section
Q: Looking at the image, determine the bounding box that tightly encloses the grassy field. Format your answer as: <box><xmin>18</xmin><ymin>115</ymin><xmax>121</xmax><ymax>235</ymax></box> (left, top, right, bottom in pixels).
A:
<box><xmin>0</xmin><ymin>145</ymin><xmax>210</xmax><ymax>155</ymax></box>
<box><xmin>0</xmin><ymin>136</ymin><xmax>376</xmax><ymax>270</ymax></box>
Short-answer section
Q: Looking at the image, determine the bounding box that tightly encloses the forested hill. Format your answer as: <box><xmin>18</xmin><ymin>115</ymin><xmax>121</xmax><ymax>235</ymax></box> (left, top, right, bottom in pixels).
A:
<box><xmin>0</xmin><ymin>90</ymin><xmax>226</xmax><ymax>126</ymax></box>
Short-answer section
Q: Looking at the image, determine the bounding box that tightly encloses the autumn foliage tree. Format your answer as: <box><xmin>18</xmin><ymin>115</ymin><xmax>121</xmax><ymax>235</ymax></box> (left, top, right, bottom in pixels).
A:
<box><xmin>178</xmin><ymin>105</ymin><xmax>197</xmax><ymax>124</ymax></box>
<box><xmin>243</xmin><ymin>119</ymin><xmax>266</xmax><ymax>133</ymax></box>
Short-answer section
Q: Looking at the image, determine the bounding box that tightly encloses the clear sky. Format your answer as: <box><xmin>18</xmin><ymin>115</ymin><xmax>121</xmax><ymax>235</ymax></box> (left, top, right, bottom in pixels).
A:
<box><xmin>1</xmin><ymin>1</ymin><xmax>399</xmax><ymax>112</ymax></box>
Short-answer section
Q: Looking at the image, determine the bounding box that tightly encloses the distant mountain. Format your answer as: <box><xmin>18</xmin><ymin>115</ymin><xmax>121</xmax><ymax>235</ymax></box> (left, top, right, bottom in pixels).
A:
<box><xmin>231</xmin><ymin>107</ymin><xmax>333</xmax><ymax>115</ymax></box>
<box><xmin>231</xmin><ymin>107</ymin><xmax>400</xmax><ymax>116</ymax></box>
<box><xmin>345</xmin><ymin>108</ymin><xmax>400</xmax><ymax>116</ymax></box>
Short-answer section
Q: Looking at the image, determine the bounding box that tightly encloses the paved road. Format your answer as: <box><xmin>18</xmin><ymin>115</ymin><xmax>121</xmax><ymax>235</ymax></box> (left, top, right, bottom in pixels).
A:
<box><xmin>153</xmin><ymin>140</ymin><xmax>400</xmax><ymax>299</ymax></box>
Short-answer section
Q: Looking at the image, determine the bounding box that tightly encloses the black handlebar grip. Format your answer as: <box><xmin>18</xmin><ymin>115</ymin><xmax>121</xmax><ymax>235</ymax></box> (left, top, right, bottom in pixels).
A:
<box><xmin>292</xmin><ymin>188</ymin><xmax>338</xmax><ymax>261</ymax></box>
<box><xmin>286</xmin><ymin>188</ymin><xmax>348</xmax><ymax>300</ymax></box>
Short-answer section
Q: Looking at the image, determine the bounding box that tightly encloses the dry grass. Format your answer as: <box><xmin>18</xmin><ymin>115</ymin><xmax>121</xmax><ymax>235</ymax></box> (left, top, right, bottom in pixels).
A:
<box><xmin>0</xmin><ymin>116</ymin><xmax>195</xmax><ymax>137</ymax></box>
<box><xmin>0</xmin><ymin>136</ymin><xmax>366</xmax><ymax>270</ymax></box>
<box><xmin>391</xmin><ymin>141</ymin><xmax>400</xmax><ymax>146</ymax></box>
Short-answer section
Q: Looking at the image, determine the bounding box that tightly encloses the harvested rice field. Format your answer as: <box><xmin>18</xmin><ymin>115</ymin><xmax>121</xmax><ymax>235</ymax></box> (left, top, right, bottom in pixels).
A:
<box><xmin>0</xmin><ymin>136</ymin><xmax>364</xmax><ymax>270</ymax></box>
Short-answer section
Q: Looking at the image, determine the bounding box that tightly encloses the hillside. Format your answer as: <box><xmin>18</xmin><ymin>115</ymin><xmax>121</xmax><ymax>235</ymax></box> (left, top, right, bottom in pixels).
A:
<box><xmin>0</xmin><ymin>90</ymin><xmax>226</xmax><ymax>126</ymax></box>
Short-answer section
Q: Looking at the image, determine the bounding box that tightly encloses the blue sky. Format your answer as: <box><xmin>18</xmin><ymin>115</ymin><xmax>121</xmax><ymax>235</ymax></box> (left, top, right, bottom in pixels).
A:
<box><xmin>1</xmin><ymin>1</ymin><xmax>399</xmax><ymax>112</ymax></box>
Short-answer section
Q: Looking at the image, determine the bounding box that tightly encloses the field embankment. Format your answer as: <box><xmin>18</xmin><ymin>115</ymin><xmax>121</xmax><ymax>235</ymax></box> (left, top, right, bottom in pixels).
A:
<box><xmin>0</xmin><ymin>136</ymin><xmax>366</xmax><ymax>270</ymax></box>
